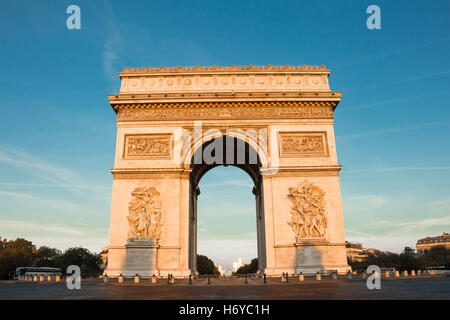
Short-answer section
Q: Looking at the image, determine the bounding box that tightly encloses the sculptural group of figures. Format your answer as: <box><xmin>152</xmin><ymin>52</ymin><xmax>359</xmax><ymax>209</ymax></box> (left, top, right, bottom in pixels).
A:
<box><xmin>127</xmin><ymin>186</ymin><xmax>162</xmax><ymax>240</ymax></box>
<box><xmin>287</xmin><ymin>181</ymin><xmax>328</xmax><ymax>240</ymax></box>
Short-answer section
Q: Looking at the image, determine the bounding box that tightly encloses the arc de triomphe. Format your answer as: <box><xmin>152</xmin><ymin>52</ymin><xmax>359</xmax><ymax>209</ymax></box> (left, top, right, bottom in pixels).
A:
<box><xmin>105</xmin><ymin>65</ymin><xmax>351</xmax><ymax>277</ymax></box>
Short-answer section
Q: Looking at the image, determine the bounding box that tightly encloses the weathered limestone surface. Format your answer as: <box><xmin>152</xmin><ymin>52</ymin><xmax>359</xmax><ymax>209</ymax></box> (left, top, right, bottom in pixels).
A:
<box><xmin>104</xmin><ymin>65</ymin><xmax>351</xmax><ymax>277</ymax></box>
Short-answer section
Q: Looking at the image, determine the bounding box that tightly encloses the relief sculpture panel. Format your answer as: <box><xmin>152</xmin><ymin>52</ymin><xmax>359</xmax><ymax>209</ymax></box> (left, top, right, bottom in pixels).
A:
<box><xmin>279</xmin><ymin>132</ymin><xmax>328</xmax><ymax>157</ymax></box>
<box><xmin>127</xmin><ymin>186</ymin><xmax>162</xmax><ymax>241</ymax></box>
<box><xmin>287</xmin><ymin>181</ymin><xmax>328</xmax><ymax>242</ymax></box>
<box><xmin>123</xmin><ymin>134</ymin><xmax>172</xmax><ymax>159</ymax></box>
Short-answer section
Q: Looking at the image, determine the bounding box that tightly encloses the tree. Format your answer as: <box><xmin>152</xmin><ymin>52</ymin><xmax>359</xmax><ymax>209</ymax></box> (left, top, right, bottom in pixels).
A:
<box><xmin>196</xmin><ymin>254</ymin><xmax>219</xmax><ymax>275</ymax></box>
<box><xmin>56</xmin><ymin>247</ymin><xmax>102</xmax><ymax>277</ymax></box>
<box><xmin>235</xmin><ymin>258</ymin><xmax>258</xmax><ymax>274</ymax></box>
<box><xmin>0</xmin><ymin>238</ymin><xmax>35</xmax><ymax>279</ymax></box>
<box><xmin>34</xmin><ymin>246</ymin><xmax>61</xmax><ymax>267</ymax></box>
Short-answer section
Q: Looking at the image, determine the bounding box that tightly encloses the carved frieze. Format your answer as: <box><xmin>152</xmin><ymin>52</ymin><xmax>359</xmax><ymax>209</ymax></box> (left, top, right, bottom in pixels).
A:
<box><xmin>119</xmin><ymin>65</ymin><xmax>331</xmax><ymax>94</ymax></box>
<box><xmin>279</xmin><ymin>132</ymin><xmax>328</xmax><ymax>157</ymax></box>
<box><xmin>287</xmin><ymin>181</ymin><xmax>328</xmax><ymax>241</ymax></box>
<box><xmin>123</xmin><ymin>134</ymin><xmax>172</xmax><ymax>159</ymax></box>
<box><xmin>127</xmin><ymin>186</ymin><xmax>162</xmax><ymax>240</ymax></box>
<box><xmin>116</xmin><ymin>101</ymin><xmax>334</xmax><ymax>121</ymax></box>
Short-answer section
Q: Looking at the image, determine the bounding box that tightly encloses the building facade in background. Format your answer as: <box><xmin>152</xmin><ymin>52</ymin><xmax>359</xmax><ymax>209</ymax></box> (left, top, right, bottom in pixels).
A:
<box><xmin>416</xmin><ymin>233</ymin><xmax>449</xmax><ymax>253</ymax></box>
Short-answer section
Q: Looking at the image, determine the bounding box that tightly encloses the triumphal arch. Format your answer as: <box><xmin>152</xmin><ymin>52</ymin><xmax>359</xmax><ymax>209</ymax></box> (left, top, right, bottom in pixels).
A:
<box><xmin>105</xmin><ymin>65</ymin><xmax>351</xmax><ymax>277</ymax></box>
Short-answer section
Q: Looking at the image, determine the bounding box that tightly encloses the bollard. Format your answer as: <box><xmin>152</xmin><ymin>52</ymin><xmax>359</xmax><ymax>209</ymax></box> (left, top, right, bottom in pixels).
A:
<box><xmin>332</xmin><ymin>271</ymin><xmax>337</xmax><ymax>280</ymax></box>
<box><xmin>299</xmin><ymin>272</ymin><xmax>304</xmax><ymax>282</ymax></box>
<box><xmin>152</xmin><ymin>274</ymin><xmax>157</xmax><ymax>284</ymax></box>
<box><xmin>385</xmin><ymin>271</ymin><xmax>390</xmax><ymax>278</ymax></box>
<box><xmin>56</xmin><ymin>275</ymin><xmax>61</xmax><ymax>282</ymax></box>
<box><xmin>263</xmin><ymin>273</ymin><xmax>267</xmax><ymax>284</ymax></box>
<box><xmin>189</xmin><ymin>274</ymin><xmax>192</xmax><ymax>285</ymax></box>
<box><xmin>411</xmin><ymin>270</ymin><xmax>416</xmax><ymax>276</ymax></box>
<box><xmin>134</xmin><ymin>274</ymin><xmax>140</xmax><ymax>283</ymax></box>
<box><xmin>316</xmin><ymin>272</ymin><xmax>321</xmax><ymax>281</ymax></box>
<box><xmin>347</xmin><ymin>271</ymin><xmax>352</xmax><ymax>280</ymax></box>
<box><xmin>103</xmin><ymin>275</ymin><xmax>108</xmax><ymax>283</ymax></box>
<box><xmin>47</xmin><ymin>275</ymin><xmax>52</xmax><ymax>281</ymax></box>
<box><xmin>403</xmin><ymin>270</ymin><xmax>408</xmax><ymax>277</ymax></box>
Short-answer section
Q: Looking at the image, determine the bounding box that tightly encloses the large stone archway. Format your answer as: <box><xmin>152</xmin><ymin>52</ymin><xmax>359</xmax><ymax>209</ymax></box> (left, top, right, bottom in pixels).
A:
<box><xmin>105</xmin><ymin>65</ymin><xmax>351</xmax><ymax>277</ymax></box>
<box><xmin>188</xmin><ymin>135</ymin><xmax>266</xmax><ymax>273</ymax></box>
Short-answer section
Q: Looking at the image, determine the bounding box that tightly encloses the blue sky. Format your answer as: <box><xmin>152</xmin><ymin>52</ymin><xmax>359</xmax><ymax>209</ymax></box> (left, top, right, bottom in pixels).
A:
<box><xmin>0</xmin><ymin>1</ymin><xmax>449</xmax><ymax>269</ymax></box>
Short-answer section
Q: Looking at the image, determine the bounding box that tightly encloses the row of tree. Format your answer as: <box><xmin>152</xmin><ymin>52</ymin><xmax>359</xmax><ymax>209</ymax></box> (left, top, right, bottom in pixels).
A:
<box><xmin>0</xmin><ymin>238</ymin><xmax>102</xmax><ymax>279</ymax></box>
<box><xmin>234</xmin><ymin>258</ymin><xmax>259</xmax><ymax>274</ymax></box>
<box><xmin>348</xmin><ymin>246</ymin><xmax>450</xmax><ymax>272</ymax></box>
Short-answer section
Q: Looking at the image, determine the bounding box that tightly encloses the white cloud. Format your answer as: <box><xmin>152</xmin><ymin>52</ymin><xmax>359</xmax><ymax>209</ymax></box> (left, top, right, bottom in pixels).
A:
<box><xmin>346</xmin><ymin>194</ymin><xmax>386</xmax><ymax>206</ymax></box>
<box><xmin>337</xmin><ymin>121</ymin><xmax>450</xmax><ymax>141</ymax></box>
<box><xmin>345</xmin><ymin>166</ymin><xmax>450</xmax><ymax>173</ymax></box>
<box><xmin>0</xmin><ymin>145</ymin><xmax>76</xmax><ymax>185</ymax></box>
<box><xmin>0</xmin><ymin>219</ymin><xmax>108</xmax><ymax>253</ymax></box>
<box><xmin>345</xmin><ymin>215</ymin><xmax>450</xmax><ymax>252</ymax></box>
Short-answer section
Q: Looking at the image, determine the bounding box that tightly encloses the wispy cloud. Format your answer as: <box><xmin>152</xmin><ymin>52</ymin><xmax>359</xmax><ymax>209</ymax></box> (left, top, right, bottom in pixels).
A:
<box><xmin>346</xmin><ymin>69</ymin><xmax>450</xmax><ymax>93</ymax></box>
<box><xmin>339</xmin><ymin>90</ymin><xmax>450</xmax><ymax>113</ymax></box>
<box><xmin>0</xmin><ymin>190</ymin><xmax>105</xmax><ymax>216</ymax></box>
<box><xmin>201</xmin><ymin>179</ymin><xmax>254</xmax><ymax>188</ymax></box>
<box><xmin>101</xmin><ymin>1</ymin><xmax>121</xmax><ymax>82</ymax></box>
<box><xmin>345</xmin><ymin>166</ymin><xmax>450</xmax><ymax>174</ymax></box>
<box><xmin>337</xmin><ymin>121</ymin><xmax>450</xmax><ymax>141</ymax></box>
<box><xmin>0</xmin><ymin>182</ymin><xmax>110</xmax><ymax>190</ymax></box>
<box><xmin>346</xmin><ymin>195</ymin><xmax>386</xmax><ymax>206</ymax></box>
<box><xmin>342</xmin><ymin>36</ymin><xmax>450</xmax><ymax>67</ymax></box>
<box><xmin>345</xmin><ymin>216</ymin><xmax>450</xmax><ymax>252</ymax></box>
<box><xmin>0</xmin><ymin>145</ymin><xmax>76</xmax><ymax>185</ymax></box>
<box><xmin>0</xmin><ymin>219</ymin><xmax>108</xmax><ymax>253</ymax></box>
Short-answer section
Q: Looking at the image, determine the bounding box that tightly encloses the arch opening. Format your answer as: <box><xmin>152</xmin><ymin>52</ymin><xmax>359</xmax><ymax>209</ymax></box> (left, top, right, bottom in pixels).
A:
<box><xmin>188</xmin><ymin>136</ymin><xmax>267</xmax><ymax>274</ymax></box>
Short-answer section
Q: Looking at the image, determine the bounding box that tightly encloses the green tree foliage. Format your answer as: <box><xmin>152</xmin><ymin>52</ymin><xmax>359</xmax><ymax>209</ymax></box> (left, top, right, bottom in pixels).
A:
<box><xmin>234</xmin><ymin>258</ymin><xmax>258</xmax><ymax>274</ymax></box>
<box><xmin>348</xmin><ymin>246</ymin><xmax>450</xmax><ymax>272</ymax></box>
<box><xmin>196</xmin><ymin>254</ymin><xmax>219</xmax><ymax>275</ymax></box>
<box><xmin>0</xmin><ymin>238</ymin><xmax>103</xmax><ymax>279</ymax></box>
<box><xmin>0</xmin><ymin>238</ymin><xmax>35</xmax><ymax>279</ymax></box>
<box><xmin>56</xmin><ymin>247</ymin><xmax>102</xmax><ymax>277</ymax></box>
<box><xmin>34</xmin><ymin>246</ymin><xmax>62</xmax><ymax>267</ymax></box>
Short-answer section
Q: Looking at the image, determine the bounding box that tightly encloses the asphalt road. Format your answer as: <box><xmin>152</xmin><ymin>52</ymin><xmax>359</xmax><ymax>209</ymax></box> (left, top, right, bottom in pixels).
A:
<box><xmin>0</xmin><ymin>276</ymin><xmax>449</xmax><ymax>300</ymax></box>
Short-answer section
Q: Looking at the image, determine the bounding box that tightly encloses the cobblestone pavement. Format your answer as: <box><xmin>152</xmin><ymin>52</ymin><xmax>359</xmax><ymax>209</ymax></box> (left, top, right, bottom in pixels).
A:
<box><xmin>0</xmin><ymin>276</ymin><xmax>449</xmax><ymax>300</ymax></box>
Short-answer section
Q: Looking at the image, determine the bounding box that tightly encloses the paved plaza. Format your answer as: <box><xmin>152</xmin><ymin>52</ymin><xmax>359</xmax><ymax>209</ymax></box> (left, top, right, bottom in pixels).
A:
<box><xmin>0</xmin><ymin>276</ymin><xmax>448</xmax><ymax>300</ymax></box>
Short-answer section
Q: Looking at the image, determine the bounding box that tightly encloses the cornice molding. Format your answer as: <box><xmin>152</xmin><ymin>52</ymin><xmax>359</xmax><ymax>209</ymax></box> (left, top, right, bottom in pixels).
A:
<box><xmin>120</xmin><ymin>64</ymin><xmax>330</xmax><ymax>76</ymax></box>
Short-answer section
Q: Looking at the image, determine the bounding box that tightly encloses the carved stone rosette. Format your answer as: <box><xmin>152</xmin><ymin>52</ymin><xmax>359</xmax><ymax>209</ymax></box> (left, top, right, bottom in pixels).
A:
<box><xmin>287</xmin><ymin>181</ymin><xmax>328</xmax><ymax>242</ymax></box>
<box><xmin>127</xmin><ymin>186</ymin><xmax>162</xmax><ymax>241</ymax></box>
